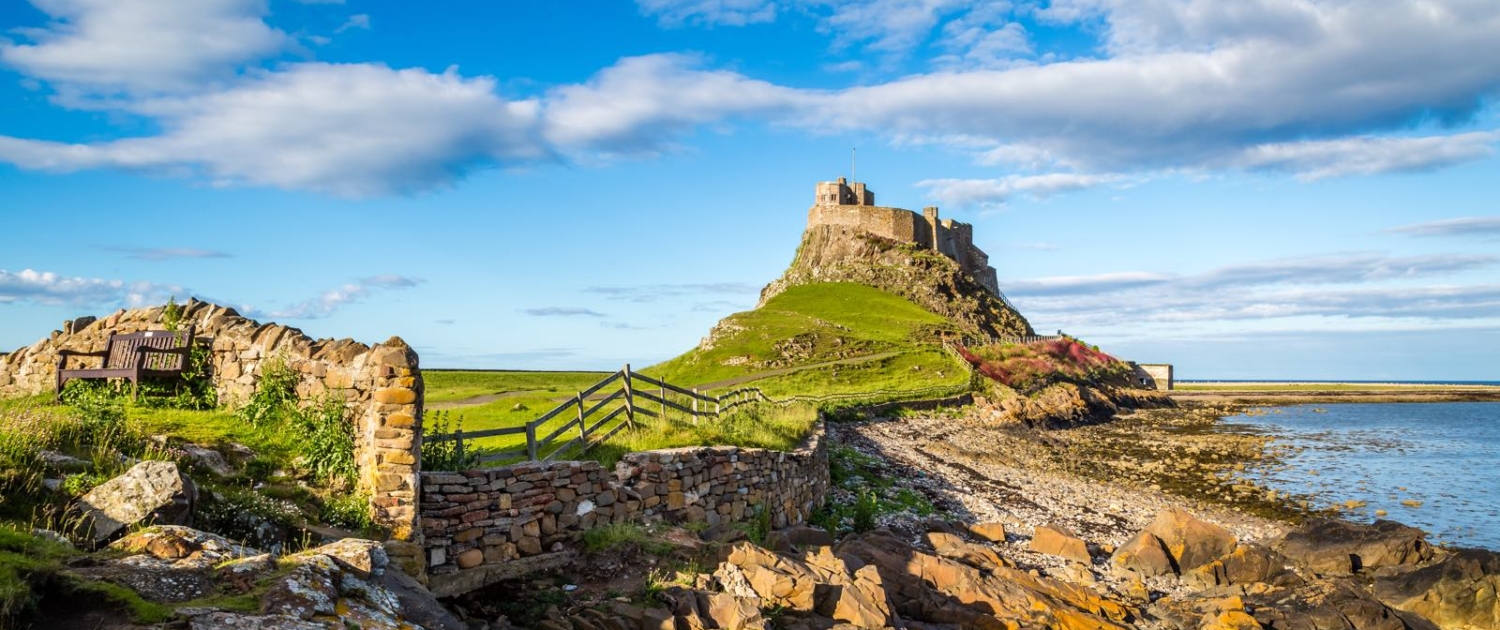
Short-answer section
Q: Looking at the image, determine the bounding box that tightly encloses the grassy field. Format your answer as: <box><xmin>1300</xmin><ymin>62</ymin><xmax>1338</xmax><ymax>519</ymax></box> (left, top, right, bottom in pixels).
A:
<box><xmin>423</xmin><ymin>370</ymin><xmax>611</xmax><ymax>404</ymax></box>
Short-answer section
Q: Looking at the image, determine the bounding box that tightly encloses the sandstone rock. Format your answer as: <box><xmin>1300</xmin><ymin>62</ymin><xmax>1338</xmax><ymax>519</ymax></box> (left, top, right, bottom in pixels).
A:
<box><xmin>1110</xmin><ymin>531</ymin><xmax>1176</xmax><ymax>577</ymax></box>
<box><xmin>767</xmin><ymin>525</ymin><xmax>835</xmax><ymax>553</ymax></box>
<box><xmin>1374</xmin><ymin>547</ymin><xmax>1500</xmax><ymax>630</ymax></box>
<box><xmin>456</xmin><ymin>548</ymin><xmax>484</xmax><ymax>569</ymax></box>
<box><xmin>1184</xmin><ymin>544</ymin><xmax>1302</xmax><ymax>589</ymax></box>
<box><xmin>837</xmin><ymin>529</ymin><xmax>1131</xmax><ymax>629</ymax></box>
<box><xmin>924</xmin><ymin>530</ymin><xmax>1009</xmax><ymax>571</ymax></box>
<box><xmin>77</xmin><ymin>460</ymin><xmax>196</xmax><ymax>545</ymax></box>
<box><xmin>1029</xmin><ymin>524</ymin><xmax>1092</xmax><ymax>563</ymax></box>
<box><xmin>1244</xmin><ymin>577</ymin><xmax>1440</xmax><ymax>630</ymax></box>
<box><xmin>969</xmin><ymin>521</ymin><xmax>1008</xmax><ymax>543</ymax></box>
<box><xmin>1276</xmin><ymin>519</ymin><xmax>1433</xmax><ymax>576</ymax></box>
<box><xmin>1133</xmin><ymin>508</ymin><xmax>1237</xmax><ymax>573</ymax></box>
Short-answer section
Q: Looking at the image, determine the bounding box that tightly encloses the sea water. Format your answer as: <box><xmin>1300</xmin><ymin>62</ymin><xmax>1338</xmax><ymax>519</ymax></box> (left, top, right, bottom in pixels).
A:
<box><xmin>1226</xmin><ymin>402</ymin><xmax>1500</xmax><ymax>550</ymax></box>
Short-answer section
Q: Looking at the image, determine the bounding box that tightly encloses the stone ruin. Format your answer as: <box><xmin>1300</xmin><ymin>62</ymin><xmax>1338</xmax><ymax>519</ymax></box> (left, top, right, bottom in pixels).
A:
<box><xmin>0</xmin><ymin>298</ymin><xmax>426</xmax><ymax>577</ymax></box>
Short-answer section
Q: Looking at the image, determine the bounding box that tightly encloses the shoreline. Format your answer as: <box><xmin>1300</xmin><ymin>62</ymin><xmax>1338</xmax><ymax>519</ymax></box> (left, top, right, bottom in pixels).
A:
<box><xmin>1170</xmin><ymin>385</ymin><xmax>1500</xmax><ymax>404</ymax></box>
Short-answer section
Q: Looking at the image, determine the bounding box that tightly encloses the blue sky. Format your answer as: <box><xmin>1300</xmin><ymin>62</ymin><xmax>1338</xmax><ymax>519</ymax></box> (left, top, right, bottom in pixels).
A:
<box><xmin>1</xmin><ymin>0</ymin><xmax>1498</xmax><ymax>380</ymax></box>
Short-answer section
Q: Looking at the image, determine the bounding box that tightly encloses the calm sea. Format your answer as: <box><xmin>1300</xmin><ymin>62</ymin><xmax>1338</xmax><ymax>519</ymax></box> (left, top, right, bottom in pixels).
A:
<box><xmin>1225</xmin><ymin>402</ymin><xmax>1500</xmax><ymax>550</ymax></box>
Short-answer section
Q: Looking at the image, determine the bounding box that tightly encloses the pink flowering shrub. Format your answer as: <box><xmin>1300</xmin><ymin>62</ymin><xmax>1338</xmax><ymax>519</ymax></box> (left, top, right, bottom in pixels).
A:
<box><xmin>958</xmin><ymin>337</ymin><xmax>1129</xmax><ymax>393</ymax></box>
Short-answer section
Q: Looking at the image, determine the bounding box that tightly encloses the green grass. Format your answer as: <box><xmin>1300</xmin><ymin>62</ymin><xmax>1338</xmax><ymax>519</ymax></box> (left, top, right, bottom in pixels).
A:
<box><xmin>423</xmin><ymin>370</ymin><xmax>611</xmax><ymax>404</ymax></box>
<box><xmin>649</xmin><ymin>282</ymin><xmax>973</xmax><ymax>403</ymax></box>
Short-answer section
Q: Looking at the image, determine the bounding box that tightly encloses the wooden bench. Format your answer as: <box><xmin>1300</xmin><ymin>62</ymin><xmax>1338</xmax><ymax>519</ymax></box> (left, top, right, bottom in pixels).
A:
<box><xmin>56</xmin><ymin>327</ymin><xmax>197</xmax><ymax>398</ymax></box>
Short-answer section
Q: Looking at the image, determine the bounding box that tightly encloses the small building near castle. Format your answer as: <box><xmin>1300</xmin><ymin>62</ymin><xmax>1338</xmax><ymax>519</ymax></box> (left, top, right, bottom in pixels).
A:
<box><xmin>806</xmin><ymin>177</ymin><xmax>1001</xmax><ymax>295</ymax></box>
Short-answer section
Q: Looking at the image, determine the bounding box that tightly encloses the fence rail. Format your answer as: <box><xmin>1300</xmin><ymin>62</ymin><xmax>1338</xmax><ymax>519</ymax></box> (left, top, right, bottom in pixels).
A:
<box><xmin>426</xmin><ymin>357</ymin><xmax>977</xmax><ymax>465</ymax></box>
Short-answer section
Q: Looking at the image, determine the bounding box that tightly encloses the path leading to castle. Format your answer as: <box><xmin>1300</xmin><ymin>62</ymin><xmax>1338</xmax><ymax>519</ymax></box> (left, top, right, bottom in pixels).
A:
<box><xmin>427</xmin><ymin>351</ymin><xmax>903</xmax><ymax>410</ymax></box>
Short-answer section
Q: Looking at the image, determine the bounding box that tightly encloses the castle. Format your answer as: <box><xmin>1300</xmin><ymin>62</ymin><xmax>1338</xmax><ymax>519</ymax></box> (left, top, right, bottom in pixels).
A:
<box><xmin>808</xmin><ymin>177</ymin><xmax>1001</xmax><ymax>295</ymax></box>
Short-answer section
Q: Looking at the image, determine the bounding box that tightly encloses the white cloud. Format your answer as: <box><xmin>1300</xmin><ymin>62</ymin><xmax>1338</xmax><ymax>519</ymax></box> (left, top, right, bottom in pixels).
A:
<box><xmin>0</xmin><ymin>268</ymin><xmax>182</xmax><ymax>308</ymax></box>
<box><xmin>0</xmin><ymin>0</ymin><xmax>291</xmax><ymax>95</ymax></box>
<box><xmin>0</xmin><ymin>63</ymin><xmax>549</xmax><ymax>197</ymax></box>
<box><xmin>1006</xmin><ymin>252</ymin><xmax>1500</xmax><ymax>329</ymax></box>
<box><xmin>96</xmin><ymin>246</ymin><xmax>232</xmax><ymax>261</ymax></box>
<box><xmin>252</xmin><ymin>275</ymin><xmax>424</xmax><ymax>319</ymax></box>
<box><xmin>637</xmin><ymin>0</ymin><xmax>779</xmax><ymax>26</ymax></box>
<box><xmin>1235</xmin><ymin>132</ymin><xmax>1500</xmax><ymax>180</ymax></box>
<box><xmin>1389</xmin><ymin>217</ymin><xmax>1500</xmax><ymax>239</ymax></box>
<box><xmin>917</xmin><ymin>172</ymin><xmax>1125</xmax><ymax>206</ymax></box>
<box><xmin>542</xmin><ymin>54</ymin><xmax>806</xmax><ymax>155</ymax></box>
<box><xmin>335</xmin><ymin>13</ymin><xmax>371</xmax><ymax>33</ymax></box>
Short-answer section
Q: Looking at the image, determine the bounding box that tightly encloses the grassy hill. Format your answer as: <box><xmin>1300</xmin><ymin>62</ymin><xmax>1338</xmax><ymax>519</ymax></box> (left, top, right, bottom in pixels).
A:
<box><xmin>647</xmin><ymin>282</ymin><xmax>971</xmax><ymax>398</ymax></box>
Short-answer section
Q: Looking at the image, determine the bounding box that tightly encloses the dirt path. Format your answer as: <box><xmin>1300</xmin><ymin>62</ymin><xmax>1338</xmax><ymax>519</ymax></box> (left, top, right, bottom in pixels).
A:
<box><xmin>430</xmin><ymin>351</ymin><xmax>904</xmax><ymax>410</ymax></box>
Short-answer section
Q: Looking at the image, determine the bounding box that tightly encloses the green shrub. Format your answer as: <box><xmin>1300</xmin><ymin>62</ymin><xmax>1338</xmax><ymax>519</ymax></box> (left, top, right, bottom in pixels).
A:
<box><xmin>851</xmin><ymin>490</ymin><xmax>879</xmax><ymax>533</ymax></box>
<box><xmin>319</xmin><ymin>492</ymin><xmax>373</xmax><ymax>533</ymax></box>
<box><xmin>420</xmin><ymin>410</ymin><xmax>476</xmax><ymax>472</ymax></box>
<box><xmin>298</xmin><ymin>396</ymin><xmax>355</xmax><ymax>487</ymax></box>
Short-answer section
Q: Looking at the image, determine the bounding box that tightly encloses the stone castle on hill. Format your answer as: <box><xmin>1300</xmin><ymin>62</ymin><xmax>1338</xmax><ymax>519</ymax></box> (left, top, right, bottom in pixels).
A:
<box><xmin>808</xmin><ymin>177</ymin><xmax>1001</xmax><ymax>295</ymax></box>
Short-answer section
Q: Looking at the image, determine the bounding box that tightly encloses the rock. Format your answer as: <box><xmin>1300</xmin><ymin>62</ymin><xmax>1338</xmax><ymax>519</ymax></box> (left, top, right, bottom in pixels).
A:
<box><xmin>1275</xmin><ymin>519</ymin><xmax>1433</xmax><ymax>576</ymax></box>
<box><xmin>1374</xmin><ymin>547</ymin><xmax>1500</xmax><ymax>629</ymax></box>
<box><xmin>766</xmin><ymin>525</ymin><xmax>835</xmax><ymax>553</ymax></box>
<box><xmin>76</xmin><ymin>526</ymin><xmax>260</xmax><ymax>603</ymax></box>
<box><xmin>296</xmin><ymin>537</ymin><xmax>388</xmax><ymax>579</ymax></box>
<box><xmin>181</xmin><ymin>444</ymin><xmax>235</xmax><ymax>477</ymax></box>
<box><xmin>456</xmin><ymin>548</ymin><xmax>484</xmax><ymax>569</ymax></box>
<box><xmin>924</xmin><ymin>530</ymin><xmax>1010</xmax><ymax>570</ymax></box>
<box><xmin>1184</xmin><ymin>544</ymin><xmax>1302</xmax><ymax>589</ymax></box>
<box><xmin>38</xmin><ymin>449</ymin><xmax>91</xmax><ymax>473</ymax></box>
<box><xmin>76</xmin><ymin>460</ymin><xmax>196</xmax><ymax>546</ymax></box>
<box><xmin>189</xmin><ymin>612</ymin><xmax>326</xmax><ymax>629</ymax></box>
<box><xmin>821</xmin><ymin>564</ymin><xmax>892</xmax><ymax>629</ymax></box>
<box><xmin>261</xmin><ymin>556</ymin><xmax>340</xmax><ymax>620</ymax></box>
<box><xmin>837</xmin><ymin>529</ymin><xmax>1131</xmax><ymax>629</ymax></box>
<box><xmin>1109</xmin><ymin>531</ymin><xmax>1176</xmax><ymax>577</ymax></box>
<box><xmin>1029</xmin><ymin>524</ymin><xmax>1091</xmax><ymax>563</ymax></box>
<box><xmin>969</xmin><ymin>521</ymin><xmax>1008</xmax><ymax>543</ymax></box>
<box><xmin>217</xmin><ymin>554</ymin><xmax>277</xmax><ymax>593</ymax></box>
<box><xmin>1244</xmin><ymin>577</ymin><xmax>1440</xmax><ymax>630</ymax></box>
<box><xmin>700</xmin><ymin>523</ymin><xmax>748</xmax><ymax>544</ymax></box>
<box><xmin>1134</xmin><ymin>508</ymin><xmax>1237</xmax><ymax>574</ymax></box>
<box><xmin>29</xmin><ymin>528</ymin><xmax>71</xmax><ymax>547</ymax></box>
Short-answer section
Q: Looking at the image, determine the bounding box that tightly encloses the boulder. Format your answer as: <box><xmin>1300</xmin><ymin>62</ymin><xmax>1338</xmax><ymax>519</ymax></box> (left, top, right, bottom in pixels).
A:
<box><xmin>767</xmin><ymin>525</ymin><xmax>836</xmax><ymax>553</ymax></box>
<box><xmin>1374</xmin><ymin>547</ymin><xmax>1500</xmax><ymax>629</ymax></box>
<box><xmin>969</xmin><ymin>521</ymin><xmax>1008</xmax><ymax>544</ymax></box>
<box><xmin>260</xmin><ymin>556</ymin><xmax>340</xmax><ymax>620</ymax></box>
<box><xmin>1110</xmin><ymin>531</ymin><xmax>1176</xmax><ymax>577</ymax></box>
<box><xmin>1130</xmin><ymin>508</ymin><xmax>1237</xmax><ymax>573</ymax></box>
<box><xmin>924</xmin><ymin>531</ymin><xmax>1010</xmax><ymax>571</ymax></box>
<box><xmin>1245</xmin><ymin>578</ymin><xmax>1440</xmax><ymax>630</ymax></box>
<box><xmin>294</xmin><ymin>538</ymin><xmax>388</xmax><ymax>579</ymax></box>
<box><xmin>1275</xmin><ymin>519</ymin><xmax>1433</xmax><ymax>576</ymax></box>
<box><xmin>180</xmin><ymin>444</ymin><xmax>235</xmax><ymax>477</ymax></box>
<box><xmin>1029</xmin><ymin>524</ymin><xmax>1092</xmax><ymax>563</ymax></box>
<box><xmin>76</xmin><ymin>460</ymin><xmax>196</xmax><ymax>546</ymax></box>
<box><xmin>1184</xmin><ymin>543</ymin><xmax>1302</xmax><ymax>589</ymax></box>
<box><xmin>78</xmin><ymin>527</ymin><xmax>260</xmax><ymax>603</ymax></box>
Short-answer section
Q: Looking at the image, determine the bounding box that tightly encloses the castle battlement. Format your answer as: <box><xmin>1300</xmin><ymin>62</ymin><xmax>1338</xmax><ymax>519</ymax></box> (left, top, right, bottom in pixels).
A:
<box><xmin>807</xmin><ymin>178</ymin><xmax>1000</xmax><ymax>295</ymax></box>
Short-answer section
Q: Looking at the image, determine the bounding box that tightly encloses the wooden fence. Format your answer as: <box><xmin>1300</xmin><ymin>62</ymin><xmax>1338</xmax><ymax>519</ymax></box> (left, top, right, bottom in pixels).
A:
<box><xmin>426</xmin><ymin>361</ymin><xmax>976</xmax><ymax>466</ymax></box>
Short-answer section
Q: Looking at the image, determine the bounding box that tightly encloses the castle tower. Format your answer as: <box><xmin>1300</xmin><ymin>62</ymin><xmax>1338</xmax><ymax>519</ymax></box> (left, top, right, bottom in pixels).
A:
<box><xmin>922</xmin><ymin>207</ymin><xmax>940</xmax><ymax>252</ymax></box>
<box><xmin>813</xmin><ymin>177</ymin><xmax>875</xmax><ymax>206</ymax></box>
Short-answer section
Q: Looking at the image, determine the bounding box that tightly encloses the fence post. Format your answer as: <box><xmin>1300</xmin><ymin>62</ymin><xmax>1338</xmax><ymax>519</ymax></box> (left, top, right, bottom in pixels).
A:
<box><xmin>715</xmin><ymin>394</ymin><xmax>721</xmax><ymax>417</ymax></box>
<box><xmin>526</xmin><ymin>422</ymin><xmax>538</xmax><ymax>462</ymax></box>
<box><xmin>623</xmin><ymin>364</ymin><xmax>635</xmax><ymax>429</ymax></box>
<box><xmin>455</xmin><ymin>428</ymin><xmax>465</xmax><ymax>466</ymax></box>
<box><xmin>691</xmin><ymin>388</ymin><xmax>699</xmax><ymax>424</ymax></box>
<box><xmin>576</xmin><ymin>391</ymin><xmax>587</xmax><ymax>448</ymax></box>
<box><xmin>660</xmin><ymin>382</ymin><xmax>668</xmax><ymax>422</ymax></box>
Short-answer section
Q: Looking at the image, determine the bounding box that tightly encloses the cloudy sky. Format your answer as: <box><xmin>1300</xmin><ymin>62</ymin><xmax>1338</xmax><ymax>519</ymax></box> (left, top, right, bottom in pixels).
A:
<box><xmin>1</xmin><ymin>0</ymin><xmax>1498</xmax><ymax>380</ymax></box>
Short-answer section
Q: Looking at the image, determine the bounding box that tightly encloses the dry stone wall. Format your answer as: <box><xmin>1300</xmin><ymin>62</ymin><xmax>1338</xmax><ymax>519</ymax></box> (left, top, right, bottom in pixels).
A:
<box><xmin>0</xmin><ymin>299</ymin><xmax>425</xmax><ymax>577</ymax></box>
<box><xmin>419</xmin><ymin>422</ymin><xmax>829</xmax><ymax>596</ymax></box>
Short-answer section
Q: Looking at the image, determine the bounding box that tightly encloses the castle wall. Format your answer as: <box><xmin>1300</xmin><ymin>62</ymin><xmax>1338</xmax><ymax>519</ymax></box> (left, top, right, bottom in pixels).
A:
<box><xmin>0</xmin><ymin>300</ymin><xmax>425</xmax><ymax>578</ymax></box>
<box><xmin>807</xmin><ymin>204</ymin><xmax>923</xmax><ymax>245</ymax></box>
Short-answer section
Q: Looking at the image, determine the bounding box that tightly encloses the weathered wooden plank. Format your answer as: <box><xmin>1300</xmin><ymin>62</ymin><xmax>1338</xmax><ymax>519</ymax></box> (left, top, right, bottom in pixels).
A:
<box><xmin>428</xmin><ymin>425</ymin><xmax>527</xmax><ymax>442</ymax></box>
<box><xmin>541</xmin><ymin>437</ymin><xmax>583</xmax><ymax>462</ymax></box>
<box><xmin>578</xmin><ymin>371</ymin><xmax>624</xmax><ymax>399</ymax></box>
<box><xmin>635</xmin><ymin>390</ymin><xmax>695</xmax><ymax>415</ymax></box>
<box><xmin>530</xmin><ymin>399</ymin><xmax>575</xmax><ymax>427</ymax></box>
<box><xmin>537</xmin><ymin>417</ymin><xmax>581</xmax><ymax>446</ymax></box>
<box><xmin>582</xmin><ymin>389</ymin><xmax>623</xmax><ymax>418</ymax></box>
